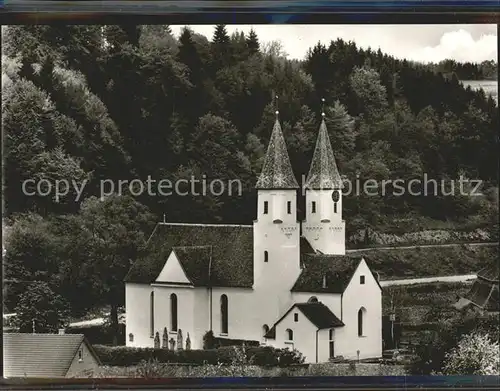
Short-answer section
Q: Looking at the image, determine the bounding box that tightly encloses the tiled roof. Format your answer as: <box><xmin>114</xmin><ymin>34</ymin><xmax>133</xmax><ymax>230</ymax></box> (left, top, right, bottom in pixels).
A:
<box><xmin>172</xmin><ymin>246</ymin><xmax>212</xmax><ymax>286</ymax></box>
<box><xmin>3</xmin><ymin>333</ymin><xmax>100</xmax><ymax>378</ymax></box>
<box><xmin>125</xmin><ymin>223</ymin><xmax>254</xmax><ymax>288</ymax></box>
<box><xmin>477</xmin><ymin>261</ymin><xmax>499</xmax><ymax>282</ymax></box>
<box><xmin>255</xmin><ymin>118</ymin><xmax>299</xmax><ymax>190</ymax></box>
<box><xmin>464</xmin><ymin>278</ymin><xmax>495</xmax><ymax>308</ymax></box>
<box><xmin>304</xmin><ymin>118</ymin><xmax>343</xmax><ymax>190</ymax></box>
<box><xmin>485</xmin><ymin>285</ymin><xmax>499</xmax><ymax>311</ymax></box>
<box><xmin>291</xmin><ymin>254</ymin><xmax>362</xmax><ymax>293</ymax></box>
<box><xmin>264</xmin><ymin>302</ymin><xmax>344</xmax><ymax>338</ymax></box>
<box><xmin>295</xmin><ymin>302</ymin><xmax>344</xmax><ymax>329</ymax></box>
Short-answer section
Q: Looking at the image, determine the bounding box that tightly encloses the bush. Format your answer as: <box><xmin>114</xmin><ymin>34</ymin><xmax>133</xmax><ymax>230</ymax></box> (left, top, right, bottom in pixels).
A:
<box><xmin>93</xmin><ymin>344</ymin><xmax>304</xmax><ymax>367</ymax></box>
<box><xmin>67</xmin><ymin>324</ymin><xmax>125</xmax><ymax>346</ymax></box>
<box><xmin>442</xmin><ymin>332</ymin><xmax>500</xmax><ymax>375</ymax></box>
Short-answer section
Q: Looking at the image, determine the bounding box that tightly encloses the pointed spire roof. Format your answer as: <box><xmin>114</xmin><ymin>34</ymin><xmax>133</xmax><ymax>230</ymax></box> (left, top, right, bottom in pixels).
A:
<box><xmin>256</xmin><ymin>115</ymin><xmax>299</xmax><ymax>190</ymax></box>
<box><xmin>305</xmin><ymin>116</ymin><xmax>343</xmax><ymax>190</ymax></box>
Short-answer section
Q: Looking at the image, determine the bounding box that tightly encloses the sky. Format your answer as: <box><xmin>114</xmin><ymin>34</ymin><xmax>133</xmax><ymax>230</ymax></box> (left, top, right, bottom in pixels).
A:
<box><xmin>170</xmin><ymin>24</ymin><xmax>497</xmax><ymax>64</ymax></box>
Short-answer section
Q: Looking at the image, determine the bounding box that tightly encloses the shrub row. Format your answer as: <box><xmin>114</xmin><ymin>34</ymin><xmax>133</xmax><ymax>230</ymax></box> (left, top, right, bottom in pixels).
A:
<box><xmin>93</xmin><ymin>345</ymin><xmax>304</xmax><ymax>367</ymax></box>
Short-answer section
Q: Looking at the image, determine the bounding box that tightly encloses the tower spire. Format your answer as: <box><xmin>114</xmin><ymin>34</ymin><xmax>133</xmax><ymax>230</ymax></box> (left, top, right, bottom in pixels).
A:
<box><xmin>304</xmin><ymin>102</ymin><xmax>343</xmax><ymax>190</ymax></box>
<box><xmin>256</xmin><ymin>98</ymin><xmax>299</xmax><ymax>190</ymax></box>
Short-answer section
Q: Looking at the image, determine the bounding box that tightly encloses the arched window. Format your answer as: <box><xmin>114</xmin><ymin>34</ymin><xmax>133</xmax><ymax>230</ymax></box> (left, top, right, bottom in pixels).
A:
<box><xmin>358</xmin><ymin>307</ymin><xmax>366</xmax><ymax>337</ymax></box>
<box><xmin>150</xmin><ymin>292</ymin><xmax>154</xmax><ymax>337</ymax></box>
<box><xmin>308</xmin><ymin>296</ymin><xmax>318</xmax><ymax>303</ymax></box>
<box><xmin>170</xmin><ymin>293</ymin><xmax>178</xmax><ymax>331</ymax></box>
<box><xmin>129</xmin><ymin>333</ymin><xmax>134</xmax><ymax>342</ymax></box>
<box><xmin>286</xmin><ymin>328</ymin><xmax>293</xmax><ymax>341</ymax></box>
<box><xmin>262</xmin><ymin>324</ymin><xmax>269</xmax><ymax>337</ymax></box>
<box><xmin>220</xmin><ymin>294</ymin><xmax>228</xmax><ymax>334</ymax></box>
<box><xmin>264</xmin><ymin>251</ymin><xmax>269</xmax><ymax>262</ymax></box>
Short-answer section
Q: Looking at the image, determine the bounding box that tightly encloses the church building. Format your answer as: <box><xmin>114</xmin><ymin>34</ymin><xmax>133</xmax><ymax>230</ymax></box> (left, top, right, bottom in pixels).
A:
<box><xmin>124</xmin><ymin>111</ymin><xmax>383</xmax><ymax>363</ymax></box>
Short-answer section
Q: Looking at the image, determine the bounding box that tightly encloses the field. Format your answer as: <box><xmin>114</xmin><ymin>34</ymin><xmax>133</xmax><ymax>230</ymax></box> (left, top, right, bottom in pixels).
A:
<box><xmin>462</xmin><ymin>80</ymin><xmax>498</xmax><ymax>103</ymax></box>
<box><xmin>356</xmin><ymin>244</ymin><xmax>497</xmax><ymax>280</ymax></box>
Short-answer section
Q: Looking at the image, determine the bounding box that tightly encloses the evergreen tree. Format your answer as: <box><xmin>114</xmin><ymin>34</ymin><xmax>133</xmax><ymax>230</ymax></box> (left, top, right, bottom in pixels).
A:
<box><xmin>211</xmin><ymin>24</ymin><xmax>232</xmax><ymax>71</ymax></box>
<box><xmin>246</xmin><ymin>28</ymin><xmax>260</xmax><ymax>55</ymax></box>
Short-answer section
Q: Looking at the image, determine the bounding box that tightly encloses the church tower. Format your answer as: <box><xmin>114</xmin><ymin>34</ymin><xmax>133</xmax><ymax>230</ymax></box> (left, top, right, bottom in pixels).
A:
<box><xmin>253</xmin><ymin>111</ymin><xmax>300</xmax><ymax>316</ymax></box>
<box><xmin>302</xmin><ymin>112</ymin><xmax>346</xmax><ymax>255</ymax></box>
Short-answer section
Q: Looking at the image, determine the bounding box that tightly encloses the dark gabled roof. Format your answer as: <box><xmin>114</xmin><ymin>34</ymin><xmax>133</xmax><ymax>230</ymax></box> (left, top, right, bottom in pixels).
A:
<box><xmin>300</xmin><ymin>236</ymin><xmax>315</xmax><ymax>255</ymax></box>
<box><xmin>304</xmin><ymin>118</ymin><xmax>343</xmax><ymax>190</ymax></box>
<box><xmin>295</xmin><ymin>302</ymin><xmax>344</xmax><ymax>329</ymax></box>
<box><xmin>477</xmin><ymin>261</ymin><xmax>499</xmax><ymax>283</ymax></box>
<box><xmin>264</xmin><ymin>302</ymin><xmax>344</xmax><ymax>338</ymax></box>
<box><xmin>485</xmin><ymin>285</ymin><xmax>499</xmax><ymax>311</ymax></box>
<box><xmin>464</xmin><ymin>278</ymin><xmax>495</xmax><ymax>308</ymax></box>
<box><xmin>125</xmin><ymin>223</ymin><xmax>253</xmax><ymax>288</ymax></box>
<box><xmin>3</xmin><ymin>333</ymin><xmax>101</xmax><ymax>378</ymax></box>
<box><xmin>255</xmin><ymin>118</ymin><xmax>299</xmax><ymax>190</ymax></box>
<box><xmin>172</xmin><ymin>246</ymin><xmax>211</xmax><ymax>286</ymax></box>
<box><xmin>292</xmin><ymin>254</ymin><xmax>362</xmax><ymax>293</ymax></box>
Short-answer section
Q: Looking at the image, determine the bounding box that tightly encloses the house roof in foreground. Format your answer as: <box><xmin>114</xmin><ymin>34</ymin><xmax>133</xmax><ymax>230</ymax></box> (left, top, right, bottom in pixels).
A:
<box><xmin>265</xmin><ymin>302</ymin><xmax>344</xmax><ymax>339</ymax></box>
<box><xmin>3</xmin><ymin>333</ymin><xmax>101</xmax><ymax>378</ymax></box>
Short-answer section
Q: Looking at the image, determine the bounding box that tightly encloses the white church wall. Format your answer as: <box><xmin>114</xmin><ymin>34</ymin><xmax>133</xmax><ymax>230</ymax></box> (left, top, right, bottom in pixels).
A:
<box><xmin>192</xmin><ymin>288</ymin><xmax>210</xmax><ymax>350</ymax></box>
<box><xmin>152</xmin><ymin>284</ymin><xmax>195</xmax><ymax>350</ymax></box>
<box><xmin>316</xmin><ymin>328</ymin><xmax>333</xmax><ymax>363</ymax></box>
<box><xmin>253</xmin><ymin>190</ymin><xmax>301</xmax><ymax>321</ymax></box>
<box><xmin>302</xmin><ymin>189</ymin><xmax>345</xmax><ymax>255</ymax></box>
<box><xmin>125</xmin><ymin>283</ymin><xmax>154</xmax><ymax>348</ymax></box>
<box><xmin>210</xmin><ymin>287</ymin><xmax>261</xmax><ymax>342</ymax></box>
<box><xmin>269</xmin><ymin>308</ymin><xmax>318</xmax><ymax>363</ymax></box>
<box><xmin>335</xmin><ymin>259</ymin><xmax>382</xmax><ymax>360</ymax></box>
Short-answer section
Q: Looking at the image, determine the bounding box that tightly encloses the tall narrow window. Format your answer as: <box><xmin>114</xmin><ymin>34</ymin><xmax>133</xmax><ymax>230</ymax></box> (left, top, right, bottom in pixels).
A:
<box><xmin>264</xmin><ymin>251</ymin><xmax>269</xmax><ymax>262</ymax></box>
<box><xmin>358</xmin><ymin>307</ymin><xmax>366</xmax><ymax>337</ymax></box>
<box><xmin>329</xmin><ymin>329</ymin><xmax>335</xmax><ymax>358</ymax></box>
<box><xmin>287</xmin><ymin>201</ymin><xmax>291</xmax><ymax>214</ymax></box>
<box><xmin>334</xmin><ymin>202</ymin><xmax>338</xmax><ymax>213</ymax></box>
<box><xmin>312</xmin><ymin>201</ymin><xmax>316</xmax><ymax>213</ymax></box>
<box><xmin>220</xmin><ymin>294</ymin><xmax>228</xmax><ymax>334</ymax></box>
<box><xmin>170</xmin><ymin>293</ymin><xmax>178</xmax><ymax>331</ymax></box>
<box><xmin>150</xmin><ymin>292</ymin><xmax>154</xmax><ymax>337</ymax></box>
<box><xmin>294</xmin><ymin>313</ymin><xmax>298</xmax><ymax>322</ymax></box>
<box><xmin>360</xmin><ymin>275</ymin><xmax>365</xmax><ymax>284</ymax></box>
<box><xmin>264</xmin><ymin>201</ymin><xmax>268</xmax><ymax>214</ymax></box>
<box><xmin>286</xmin><ymin>328</ymin><xmax>293</xmax><ymax>340</ymax></box>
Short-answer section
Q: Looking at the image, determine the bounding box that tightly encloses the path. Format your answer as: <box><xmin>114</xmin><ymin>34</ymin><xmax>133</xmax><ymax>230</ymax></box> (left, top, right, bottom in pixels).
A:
<box><xmin>379</xmin><ymin>274</ymin><xmax>477</xmax><ymax>287</ymax></box>
<box><xmin>347</xmin><ymin>241</ymin><xmax>498</xmax><ymax>253</ymax></box>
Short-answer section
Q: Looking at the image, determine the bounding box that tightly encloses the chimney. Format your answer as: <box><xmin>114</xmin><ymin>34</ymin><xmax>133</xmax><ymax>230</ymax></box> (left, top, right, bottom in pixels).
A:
<box><xmin>58</xmin><ymin>329</ymin><xmax>65</xmax><ymax>335</ymax></box>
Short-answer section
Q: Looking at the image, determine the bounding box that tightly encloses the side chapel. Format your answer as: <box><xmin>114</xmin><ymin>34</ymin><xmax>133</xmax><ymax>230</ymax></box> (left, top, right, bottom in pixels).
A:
<box><xmin>125</xmin><ymin>110</ymin><xmax>383</xmax><ymax>362</ymax></box>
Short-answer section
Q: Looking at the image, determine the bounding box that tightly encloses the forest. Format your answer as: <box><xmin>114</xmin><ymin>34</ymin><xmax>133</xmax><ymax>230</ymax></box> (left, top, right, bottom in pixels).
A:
<box><xmin>2</xmin><ymin>25</ymin><xmax>498</xmax><ymax>335</ymax></box>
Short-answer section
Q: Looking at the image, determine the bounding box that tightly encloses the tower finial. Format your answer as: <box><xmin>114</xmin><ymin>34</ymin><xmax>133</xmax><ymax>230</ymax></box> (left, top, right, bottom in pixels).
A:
<box><xmin>321</xmin><ymin>97</ymin><xmax>325</xmax><ymax>117</ymax></box>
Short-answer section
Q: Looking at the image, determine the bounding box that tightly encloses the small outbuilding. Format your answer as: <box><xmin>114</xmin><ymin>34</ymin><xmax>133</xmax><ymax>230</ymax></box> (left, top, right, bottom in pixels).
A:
<box><xmin>3</xmin><ymin>332</ymin><xmax>101</xmax><ymax>378</ymax></box>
